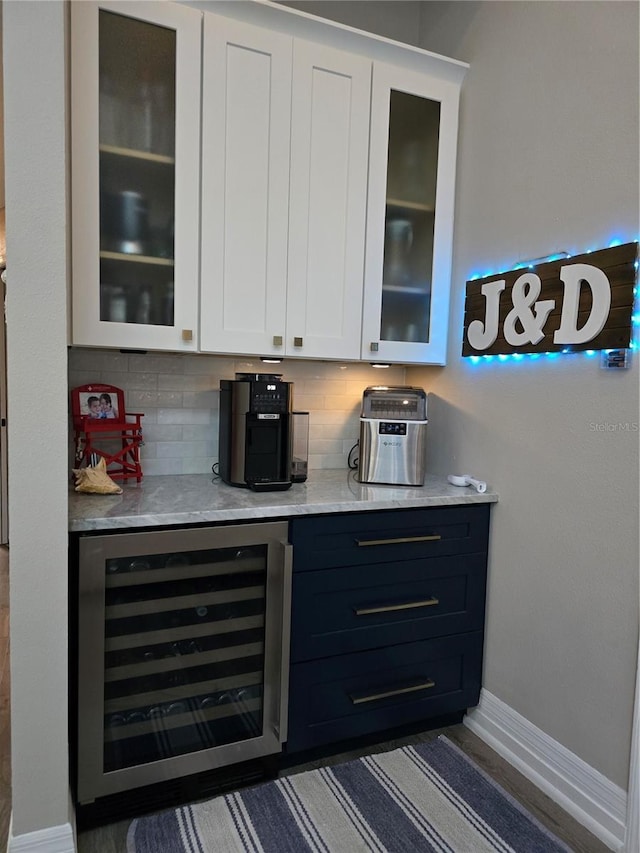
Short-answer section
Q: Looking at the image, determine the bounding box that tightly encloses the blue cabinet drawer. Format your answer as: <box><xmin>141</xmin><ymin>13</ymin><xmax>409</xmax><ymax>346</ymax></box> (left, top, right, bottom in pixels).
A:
<box><xmin>286</xmin><ymin>632</ymin><xmax>483</xmax><ymax>753</ymax></box>
<box><xmin>290</xmin><ymin>504</ymin><xmax>490</xmax><ymax>571</ymax></box>
<box><xmin>291</xmin><ymin>552</ymin><xmax>487</xmax><ymax>662</ymax></box>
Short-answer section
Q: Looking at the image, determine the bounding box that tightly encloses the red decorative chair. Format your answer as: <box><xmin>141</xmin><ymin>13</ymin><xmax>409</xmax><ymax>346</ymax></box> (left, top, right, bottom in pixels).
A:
<box><xmin>71</xmin><ymin>384</ymin><xmax>144</xmax><ymax>482</ymax></box>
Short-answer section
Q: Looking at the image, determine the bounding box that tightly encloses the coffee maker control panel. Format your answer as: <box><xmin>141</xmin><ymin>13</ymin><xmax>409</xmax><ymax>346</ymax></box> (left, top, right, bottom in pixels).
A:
<box><xmin>249</xmin><ymin>381</ymin><xmax>289</xmax><ymax>414</ymax></box>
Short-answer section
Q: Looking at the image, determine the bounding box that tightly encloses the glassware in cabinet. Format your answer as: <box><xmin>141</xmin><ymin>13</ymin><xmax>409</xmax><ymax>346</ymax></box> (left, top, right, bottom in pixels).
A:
<box><xmin>381</xmin><ymin>91</ymin><xmax>440</xmax><ymax>345</ymax></box>
<box><xmin>362</xmin><ymin>60</ymin><xmax>465</xmax><ymax>365</ymax></box>
<box><xmin>71</xmin><ymin>1</ymin><xmax>200</xmax><ymax>350</ymax></box>
<box><xmin>98</xmin><ymin>9</ymin><xmax>176</xmax><ymax>328</ymax></box>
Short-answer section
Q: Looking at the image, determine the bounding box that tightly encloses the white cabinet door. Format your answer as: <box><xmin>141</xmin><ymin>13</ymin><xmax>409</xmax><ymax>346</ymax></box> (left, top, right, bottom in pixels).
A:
<box><xmin>200</xmin><ymin>15</ymin><xmax>292</xmax><ymax>356</ymax></box>
<box><xmin>286</xmin><ymin>41</ymin><xmax>371</xmax><ymax>361</ymax></box>
<box><xmin>362</xmin><ymin>62</ymin><xmax>462</xmax><ymax>365</ymax></box>
<box><xmin>71</xmin><ymin>0</ymin><xmax>201</xmax><ymax>351</ymax></box>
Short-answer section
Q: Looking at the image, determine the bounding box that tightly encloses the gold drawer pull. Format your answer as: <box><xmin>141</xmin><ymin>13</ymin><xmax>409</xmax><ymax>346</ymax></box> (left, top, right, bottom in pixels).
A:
<box><xmin>355</xmin><ymin>534</ymin><xmax>441</xmax><ymax>547</ymax></box>
<box><xmin>350</xmin><ymin>679</ymin><xmax>435</xmax><ymax>705</ymax></box>
<box><xmin>354</xmin><ymin>597</ymin><xmax>439</xmax><ymax>616</ymax></box>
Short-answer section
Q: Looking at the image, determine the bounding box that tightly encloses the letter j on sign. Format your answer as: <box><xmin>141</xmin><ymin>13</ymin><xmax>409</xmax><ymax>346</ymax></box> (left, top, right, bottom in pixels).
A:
<box><xmin>462</xmin><ymin>242</ymin><xmax>638</xmax><ymax>357</ymax></box>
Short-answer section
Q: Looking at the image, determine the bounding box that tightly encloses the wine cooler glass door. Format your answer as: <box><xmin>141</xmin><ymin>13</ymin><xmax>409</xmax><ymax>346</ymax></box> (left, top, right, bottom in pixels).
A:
<box><xmin>77</xmin><ymin>522</ymin><xmax>291</xmax><ymax>803</ymax></box>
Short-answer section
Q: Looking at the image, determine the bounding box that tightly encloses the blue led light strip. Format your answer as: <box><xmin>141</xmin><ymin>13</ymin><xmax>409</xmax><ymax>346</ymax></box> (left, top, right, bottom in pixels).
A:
<box><xmin>465</xmin><ymin>238</ymin><xmax>639</xmax><ymax>363</ymax></box>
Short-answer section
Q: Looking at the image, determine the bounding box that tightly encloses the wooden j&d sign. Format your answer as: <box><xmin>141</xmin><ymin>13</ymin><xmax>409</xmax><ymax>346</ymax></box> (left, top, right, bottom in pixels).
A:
<box><xmin>462</xmin><ymin>242</ymin><xmax>638</xmax><ymax>357</ymax></box>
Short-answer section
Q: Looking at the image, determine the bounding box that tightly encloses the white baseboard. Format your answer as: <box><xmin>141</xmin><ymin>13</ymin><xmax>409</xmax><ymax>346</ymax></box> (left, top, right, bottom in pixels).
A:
<box><xmin>623</xmin><ymin>650</ymin><xmax>639</xmax><ymax>853</ymax></box>
<box><xmin>465</xmin><ymin>689</ymin><xmax>627</xmax><ymax>852</ymax></box>
<box><xmin>7</xmin><ymin>823</ymin><xmax>75</xmax><ymax>853</ymax></box>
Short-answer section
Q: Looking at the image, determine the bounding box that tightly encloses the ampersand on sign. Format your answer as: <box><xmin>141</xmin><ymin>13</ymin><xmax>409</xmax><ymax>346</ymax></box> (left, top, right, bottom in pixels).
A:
<box><xmin>503</xmin><ymin>273</ymin><xmax>555</xmax><ymax>346</ymax></box>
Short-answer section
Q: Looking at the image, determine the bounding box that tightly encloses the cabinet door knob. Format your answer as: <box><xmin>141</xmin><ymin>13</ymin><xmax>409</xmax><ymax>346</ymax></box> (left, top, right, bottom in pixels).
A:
<box><xmin>293</xmin><ymin>336</ymin><xmax>303</xmax><ymax>348</ymax></box>
<box><xmin>182</xmin><ymin>329</ymin><xmax>193</xmax><ymax>342</ymax></box>
<box><xmin>370</xmin><ymin>342</ymin><xmax>379</xmax><ymax>352</ymax></box>
<box><xmin>273</xmin><ymin>335</ymin><xmax>283</xmax><ymax>347</ymax></box>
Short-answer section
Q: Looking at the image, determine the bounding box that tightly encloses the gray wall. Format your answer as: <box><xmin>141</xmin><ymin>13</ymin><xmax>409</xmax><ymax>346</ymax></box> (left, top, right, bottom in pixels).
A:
<box><xmin>4</xmin><ymin>0</ymin><xmax>72</xmax><ymax>840</ymax></box>
<box><xmin>409</xmin><ymin>0</ymin><xmax>638</xmax><ymax>789</ymax></box>
<box><xmin>286</xmin><ymin>0</ymin><xmax>640</xmax><ymax>791</ymax></box>
<box><xmin>280</xmin><ymin>0</ymin><xmax>423</xmax><ymax>45</ymax></box>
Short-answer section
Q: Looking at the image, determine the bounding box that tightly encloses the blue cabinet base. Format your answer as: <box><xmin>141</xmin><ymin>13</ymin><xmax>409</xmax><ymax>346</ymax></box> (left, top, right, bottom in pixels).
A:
<box><xmin>281</xmin><ymin>710</ymin><xmax>465</xmax><ymax>769</ymax></box>
<box><xmin>286</xmin><ymin>505</ymin><xmax>490</xmax><ymax>757</ymax></box>
<box><xmin>287</xmin><ymin>632</ymin><xmax>482</xmax><ymax>753</ymax></box>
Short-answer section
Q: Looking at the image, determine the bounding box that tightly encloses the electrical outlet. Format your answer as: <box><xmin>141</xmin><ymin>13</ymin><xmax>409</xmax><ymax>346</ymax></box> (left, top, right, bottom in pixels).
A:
<box><xmin>600</xmin><ymin>349</ymin><xmax>632</xmax><ymax>369</ymax></box>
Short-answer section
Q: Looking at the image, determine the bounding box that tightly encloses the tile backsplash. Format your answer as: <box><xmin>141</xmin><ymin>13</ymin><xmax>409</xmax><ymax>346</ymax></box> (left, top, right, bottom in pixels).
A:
<box><xmin>68</xmin><ymin>348</ymin><xmax>407</xmax><ymax>475</ymax></box>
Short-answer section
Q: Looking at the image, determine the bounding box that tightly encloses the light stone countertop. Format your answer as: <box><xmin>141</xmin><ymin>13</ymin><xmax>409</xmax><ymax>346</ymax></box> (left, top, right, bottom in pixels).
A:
<box><xmin>68</xmin><ymin>469</ymin><xmax>498</xmax><ymax>532</ymax></box>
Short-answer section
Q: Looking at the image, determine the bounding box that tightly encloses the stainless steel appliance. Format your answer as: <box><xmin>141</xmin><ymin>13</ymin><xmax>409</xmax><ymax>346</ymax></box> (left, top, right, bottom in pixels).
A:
<box><xmin>76</xmin><ymin>522</ymin><xmax>292</xmax><ymax>805</ymax></box>
<box><xmin>219</xmin><ymin>374</ymin><xmax>307</xmax><ymax>492</ymax></box>
<box><xmin>358</xmin><ymin>386</ymin><xmax>428</xmax><ymax>486</ymax></box>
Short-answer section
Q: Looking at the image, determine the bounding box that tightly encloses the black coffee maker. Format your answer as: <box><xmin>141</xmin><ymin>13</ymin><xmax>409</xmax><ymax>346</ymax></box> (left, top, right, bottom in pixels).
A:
<box><xmin>219</xmin><ymin>374</ymin><xmax>308</xmax><ymax>492</ymax></box>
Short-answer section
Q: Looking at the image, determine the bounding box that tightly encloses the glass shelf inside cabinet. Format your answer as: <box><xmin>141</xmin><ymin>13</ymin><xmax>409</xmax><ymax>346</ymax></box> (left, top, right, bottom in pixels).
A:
<box><xmin>102</xmin><ymin>545</ymin><xmax>268</xmax><ymax>772</ymax></box>
<box><xmin>98</xmin><ymin>9</ymin><xmax>177</xmax><ymax>326</ymax></box>
<box><xmin>380</xmin><ymin>90</ymin><xmax>441</xmax><ymax>345</ymax></box>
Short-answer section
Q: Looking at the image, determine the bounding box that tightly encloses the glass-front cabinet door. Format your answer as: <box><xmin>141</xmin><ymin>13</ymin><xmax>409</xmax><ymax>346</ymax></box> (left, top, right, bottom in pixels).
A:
<box><xmin>71</xmin><ymin>1</ymin><xmax>201</xmax><ymax>351</ymax></box>
<box><xmin>362</xmin><ymin>61</ymin><xmax>464</xmax><ymax>365</ymax></box>
<box><xmin>76</xmin><ymin>522</ymin><xmax>291</xmax><ymax>803</ymax></box>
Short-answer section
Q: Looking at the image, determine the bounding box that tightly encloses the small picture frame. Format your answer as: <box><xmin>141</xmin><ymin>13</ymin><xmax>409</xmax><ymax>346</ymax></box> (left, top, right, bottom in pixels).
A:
<box><xmin>73</xmin><ymin>384</ymin><xmax>122</xmax><ymax>422</ymax></box>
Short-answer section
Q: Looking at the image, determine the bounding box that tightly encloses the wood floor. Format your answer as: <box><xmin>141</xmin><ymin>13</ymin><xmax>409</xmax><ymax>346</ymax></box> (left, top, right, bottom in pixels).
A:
<box><xmin>0</xmin><ymin>547</ymin><xmax>612</xmax><ymax>852</ymax></box>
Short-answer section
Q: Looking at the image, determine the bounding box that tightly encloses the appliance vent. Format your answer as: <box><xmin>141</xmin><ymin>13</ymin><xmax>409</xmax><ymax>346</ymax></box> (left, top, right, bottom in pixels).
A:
<box><xmin>361</xmin><ymin>386</ymin><xmax>427</xmax><ymax>421</ymax></box>
<box><xmin>75</xmin><ymin>758</ymin><xmax>273</xmax><ymax>830</ymax></box>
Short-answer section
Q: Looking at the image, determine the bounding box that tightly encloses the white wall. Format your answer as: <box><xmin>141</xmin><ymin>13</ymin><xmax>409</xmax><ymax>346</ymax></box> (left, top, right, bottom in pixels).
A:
<box><xmin>3</xmin><ymin>0</ymin><xmax>72</xmax><ymax>842</ymax></box>
<box><xmin>407</xmin><ymin>0</ymin><xmax>639</xmax><ymax>789</ymax></box>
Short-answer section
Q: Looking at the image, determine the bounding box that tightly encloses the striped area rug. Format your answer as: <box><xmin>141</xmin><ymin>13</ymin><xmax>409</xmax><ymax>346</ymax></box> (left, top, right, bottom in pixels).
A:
<box><xmin>127</xmin><ymin>736</ymin><xmax>571</xmax><ymax>852</ymax></box>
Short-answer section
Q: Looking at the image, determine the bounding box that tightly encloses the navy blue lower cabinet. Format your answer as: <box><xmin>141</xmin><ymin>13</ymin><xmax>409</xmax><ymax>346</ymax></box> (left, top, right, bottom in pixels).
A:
<box><xmin>286</xmin><ymin>504</ymin><xmax>490</xmax><ymax>755</ymax></box>
<box><xmin>287</xmin><ymin>633</ymin><xmax>483</xmax><ymax>752</ymax></box>
<box><xmin>290</xmin><ymin>552</ymin><xmax>487</xmax><ymax>661</ymax></box>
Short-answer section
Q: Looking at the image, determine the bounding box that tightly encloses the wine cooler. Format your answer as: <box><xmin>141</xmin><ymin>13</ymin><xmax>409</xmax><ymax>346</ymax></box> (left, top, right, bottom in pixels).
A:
<box><xmin>76</xmin><ymin>522</ymin><xmax>291</xmax><ymax>804</ymax></box>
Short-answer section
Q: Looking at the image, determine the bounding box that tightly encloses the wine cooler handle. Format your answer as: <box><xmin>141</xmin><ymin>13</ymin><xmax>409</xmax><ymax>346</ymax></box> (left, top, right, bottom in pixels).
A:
<box><xmin>277</xmin><ymin>541</ymin><xmax>293</xmax><ymax>744</ymax></box>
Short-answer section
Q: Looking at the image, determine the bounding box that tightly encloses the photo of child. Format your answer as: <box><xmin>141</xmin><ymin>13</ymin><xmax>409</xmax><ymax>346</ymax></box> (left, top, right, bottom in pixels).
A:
<box><xmin>99</xmin><ymin>393</ymin><xmax>117</xmax><ymax>419</ymax></box>
<box><xmin>80</xmin><ymin>390</ymin><xmax>119</xmax><ymax>420</ymax></box>
<box><xmin>86</xmin><ymin>396</ymin><xmax>102</xmax><ymax>418</ymax></box>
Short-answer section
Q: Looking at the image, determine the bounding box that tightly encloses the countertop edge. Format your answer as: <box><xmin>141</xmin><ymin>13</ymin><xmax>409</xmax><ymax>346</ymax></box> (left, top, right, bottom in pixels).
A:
<box><xmin>69</xmin><ymin>484</ymin><xmax>498</xmax><ymax>532</ymax></box>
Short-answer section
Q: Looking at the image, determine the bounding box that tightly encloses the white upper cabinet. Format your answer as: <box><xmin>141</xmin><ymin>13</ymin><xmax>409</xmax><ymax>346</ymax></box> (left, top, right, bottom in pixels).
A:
<box><xmin>71</xmin><ymin>1</ymin><xmax>466</xmax><ymax>363</ymax></box>
<box><xmin>71</xmin><ymin>0</ymin><xmax>201</xmax><ymax>351</ymax></box>
<box><xmin>199</xmin><ymin>15</ymin><xmax>292</xmax><ymax>357</ymax></box>
<box><xmin>200</xmin><ymin>15</ymin><xmax>371</xmax><ymax>360</ymax></box>
<box><xmin>361</xmin><ymin>62</ymin><xmax>463</xmax><ymax>365</ymax></box>
<box><xmin>286</xmin><ymin>41</ymin><xmax>371</xmax><ymax>361</ymax></box>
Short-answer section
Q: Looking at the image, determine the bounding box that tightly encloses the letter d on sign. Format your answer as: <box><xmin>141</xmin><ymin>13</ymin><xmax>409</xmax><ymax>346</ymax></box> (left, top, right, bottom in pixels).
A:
<box><xmin>554</xmin><ymin>263</ymin><xmax>611</xmax><ymax>345</ymax></box>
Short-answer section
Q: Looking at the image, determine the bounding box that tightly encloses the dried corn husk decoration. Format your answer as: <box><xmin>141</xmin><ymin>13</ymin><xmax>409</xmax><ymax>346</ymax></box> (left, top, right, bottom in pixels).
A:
<box><xmin>73</xmin><ymin>457</ymin><xmax>123</xmax><ymax>495</ymax></box>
